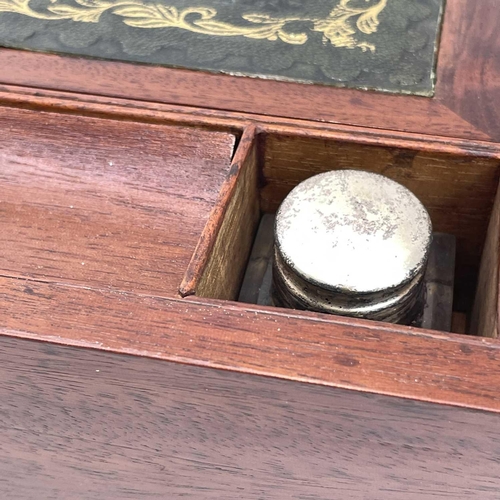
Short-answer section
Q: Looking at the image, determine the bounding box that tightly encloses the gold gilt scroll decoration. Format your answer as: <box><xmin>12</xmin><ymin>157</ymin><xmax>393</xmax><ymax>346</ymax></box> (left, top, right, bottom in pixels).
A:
<box><xmin>0</xmin><ymin>0</ymin><xmax>388</xmax><ymax>52</ymax></box>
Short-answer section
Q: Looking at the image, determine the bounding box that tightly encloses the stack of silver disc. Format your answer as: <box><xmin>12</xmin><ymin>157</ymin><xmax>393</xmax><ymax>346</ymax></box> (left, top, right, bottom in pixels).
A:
<box><xmin>272</xmin><ymin>170</ymin><xmax>433</xmax><ymax>324</ymax></box>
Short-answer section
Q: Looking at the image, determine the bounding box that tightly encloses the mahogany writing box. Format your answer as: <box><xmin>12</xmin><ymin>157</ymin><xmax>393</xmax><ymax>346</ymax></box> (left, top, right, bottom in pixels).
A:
<box><xmin>1</xmin><ymin>0</ymin><xmax>500</xmax><ymax>497</ymax></box>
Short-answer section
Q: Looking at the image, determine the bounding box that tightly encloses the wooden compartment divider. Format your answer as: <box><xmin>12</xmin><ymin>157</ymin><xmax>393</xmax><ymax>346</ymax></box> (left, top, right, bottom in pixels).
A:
<box><xmin>179</xmin><ymin>124</ymin><xmax>260</xmax><ymax>300</ymax></box>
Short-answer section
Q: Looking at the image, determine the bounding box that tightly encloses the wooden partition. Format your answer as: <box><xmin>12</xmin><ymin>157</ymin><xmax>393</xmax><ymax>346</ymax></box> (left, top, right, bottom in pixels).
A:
<box><xmin>180</xmin><ymin>125</ymin><xmax>260</xmax><ymax>300</ymax></box>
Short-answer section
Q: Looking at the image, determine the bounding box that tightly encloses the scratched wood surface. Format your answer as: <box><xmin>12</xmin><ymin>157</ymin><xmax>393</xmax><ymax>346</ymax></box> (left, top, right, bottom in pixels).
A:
<box><xmin>2</xmin><ymin>335</ymin><xmax>500</xmax><ymax>499</ymax></box>
<box><xmin>0</xmin><ymin>106</ymin><xmax>235</xmax><ymax>296</ymax></box>
<box><xmin>0</xmin><ymin>0</ymin><xmax>499</xmax><ymax>143</ymax></box>
<box><xmin>3</xmin><ymin>277</ymin><xmax>500</xmax><ymax>412</ymax></box>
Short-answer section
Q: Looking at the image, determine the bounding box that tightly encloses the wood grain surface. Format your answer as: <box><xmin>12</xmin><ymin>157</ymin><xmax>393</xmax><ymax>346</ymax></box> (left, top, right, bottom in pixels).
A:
<box><xmin>180</xmin><ymin>125</ymin><xmax>260</xmax><ymax>299</ymax></box>
<box><xmin>471</xmin><ymin>183</ymin><xmax>500</xmax><ymax>338</ymax></box>
<box><xmin>2</xmin><ymin>335</ymin><xmax>500</xmax><ymax>499</ymax></box>
<box><xmin>0</xmin><ymin>2</ymin><xmax>500</xmax><ymax>471</ymax></box>
<box><xmin>436</xmin><ymin>0</ymin><xmax>500</xmax><ymax>140</ymax></box>
<box><xmin>3</xmin><ymin>277</ymin><xmax>500</xmax><ymax>412</ymax></box>
<box><xmin>0</xmin><ymin>3</ymin><xmax>500</xmax><ymax>494</ymax></box>
<box><xmin>0</xmin><ymin>0</ymin><xmax>499</xmax><ymax>142</ymax></box>
<box><xmin>0</xmin><ymin>106</ymin><xmax>235</xmax><ymax>296</ymax></box>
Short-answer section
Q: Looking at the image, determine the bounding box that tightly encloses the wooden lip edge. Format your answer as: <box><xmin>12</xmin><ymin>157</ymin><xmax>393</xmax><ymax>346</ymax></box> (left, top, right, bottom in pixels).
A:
<box><xmin>263</xmin><ymin>124</ymin><xmax>500</xmax><ymax>159</ymax></box>
<box><xmin>178</xmin><ymin>123</ymin><xmax>258</xmax><ymax>297</ymax></box>
<box><xmin>2</xmin><ymin>322</ymin><xmax>500</xmax><ymax>415</ymax></box>
<box><xmin>1</xmin><ymin>84</ymin><xmax>500</xmax><ymax>159</ymax></box>
<box><xmin>9</xmin><ymin>269</ymin><xmax>500</xmax><ymax>350</ymax></box>
<box><xmin>2</xmin><ymin>273</ymin><xmax>500</xmax><ymax>412</ymax></box>
<box><xmin>0</xmin><ymin>34</ymin><xmax>491</xmax><ymax>143</ymax></box>
<box><xmin>185</xmin><ymin>294</ymin><xmax>500</xmax><ymax>346</ymax></box>
<box><xmin>6</xmin><ymin>269</ymin><xmax>500</xmax><ymax>348</ymax></box>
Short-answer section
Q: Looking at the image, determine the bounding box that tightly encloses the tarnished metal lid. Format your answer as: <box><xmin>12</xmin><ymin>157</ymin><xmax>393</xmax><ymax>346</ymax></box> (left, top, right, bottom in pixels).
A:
<box><xmin>275</xmin><ymin>170</ymin><xmax>433</xmax><ymax>296</ymax></box>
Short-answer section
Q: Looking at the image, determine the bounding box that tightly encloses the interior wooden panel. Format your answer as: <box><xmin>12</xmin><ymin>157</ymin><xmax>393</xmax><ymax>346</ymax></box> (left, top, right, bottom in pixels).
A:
<box><xmin>180</xmin><ymin>125</ymin><xmax>260</xmax><ymax>300</ymax></box>
<box><xmin>471</xmin><ymin>184</ymin><xmax>500</xmax><ymax>338</ymax></box>
<box><xmin>0</xmin><ymin>106</ymin><xmax>235</xmax><ymax>296</ymax></box>
<box><xmin>260</xmin><ymin>132</ymin><xmax>500</xmax><ymax>313</ymax></box>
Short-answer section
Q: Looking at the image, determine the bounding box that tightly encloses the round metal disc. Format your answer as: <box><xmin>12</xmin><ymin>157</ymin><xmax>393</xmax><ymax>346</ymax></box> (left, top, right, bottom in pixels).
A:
<box><xmin>275</xmin><ymin>170</ymin><xmax>432</xmax><ymax>295</ymax></box>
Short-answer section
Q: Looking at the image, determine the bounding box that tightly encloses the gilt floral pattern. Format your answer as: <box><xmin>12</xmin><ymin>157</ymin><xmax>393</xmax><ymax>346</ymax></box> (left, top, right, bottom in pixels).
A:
<box><xmin>0</xmin><ymin>0</ymin><xmax>444</xmax><ymax>95</ymax></box>
<box><xmin>0</xmin><ymin>0</ymin><xmax>388</xmax><ymax>50</ymax></box>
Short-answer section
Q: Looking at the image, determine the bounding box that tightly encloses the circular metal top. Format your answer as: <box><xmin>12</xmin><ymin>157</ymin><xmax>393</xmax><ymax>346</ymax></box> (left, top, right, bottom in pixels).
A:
<box><xmin>275</xmin><ymin>170</ymin><xmax>432</xmax><ymax>294</ymax></box>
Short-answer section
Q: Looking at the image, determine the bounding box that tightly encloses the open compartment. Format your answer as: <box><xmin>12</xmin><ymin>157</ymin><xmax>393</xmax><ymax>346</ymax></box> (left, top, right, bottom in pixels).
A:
<box><xmin>180</xmin><ymin>125</ymin><xmax>500</xmax><ymax>338</ymax></box>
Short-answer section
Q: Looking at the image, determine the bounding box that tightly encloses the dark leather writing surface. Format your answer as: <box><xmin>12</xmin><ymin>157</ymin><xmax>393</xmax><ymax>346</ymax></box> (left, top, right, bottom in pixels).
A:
<box><xmin>0</xmin><ymin>0</ymin><xmax>444</xmax><ymax>95</ymax></box>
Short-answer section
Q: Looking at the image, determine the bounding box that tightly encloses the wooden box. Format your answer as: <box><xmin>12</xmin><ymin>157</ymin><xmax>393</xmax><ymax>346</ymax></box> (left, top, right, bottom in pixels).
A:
<box><xmin>1</xmin><ymin>0</ymin><xmax>500</xmax><ymax>497</ymax></box>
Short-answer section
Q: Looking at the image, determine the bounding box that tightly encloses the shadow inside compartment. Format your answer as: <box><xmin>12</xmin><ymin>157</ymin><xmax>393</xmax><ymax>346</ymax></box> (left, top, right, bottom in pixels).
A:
<box><xmin>239</xmin><ymin>214</ymin><xmax>459</xmax><ymax>333</ymax></box>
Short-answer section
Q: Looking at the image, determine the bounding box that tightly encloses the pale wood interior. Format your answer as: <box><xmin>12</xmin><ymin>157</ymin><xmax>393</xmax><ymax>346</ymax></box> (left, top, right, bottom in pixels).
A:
<box><xmin>184</xmin><ymin>127</ymin><xmax>261</xmax><ymax>301</ymax></box>
<box><xmin>471</xmin><ymin>185</ymin><xmax>500</xmax><ymax>338</ymax></box>
<box><xmin>196</xmin><ymin>140</ymin><xmax>260</xmax><ymax>300</ymax></box>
